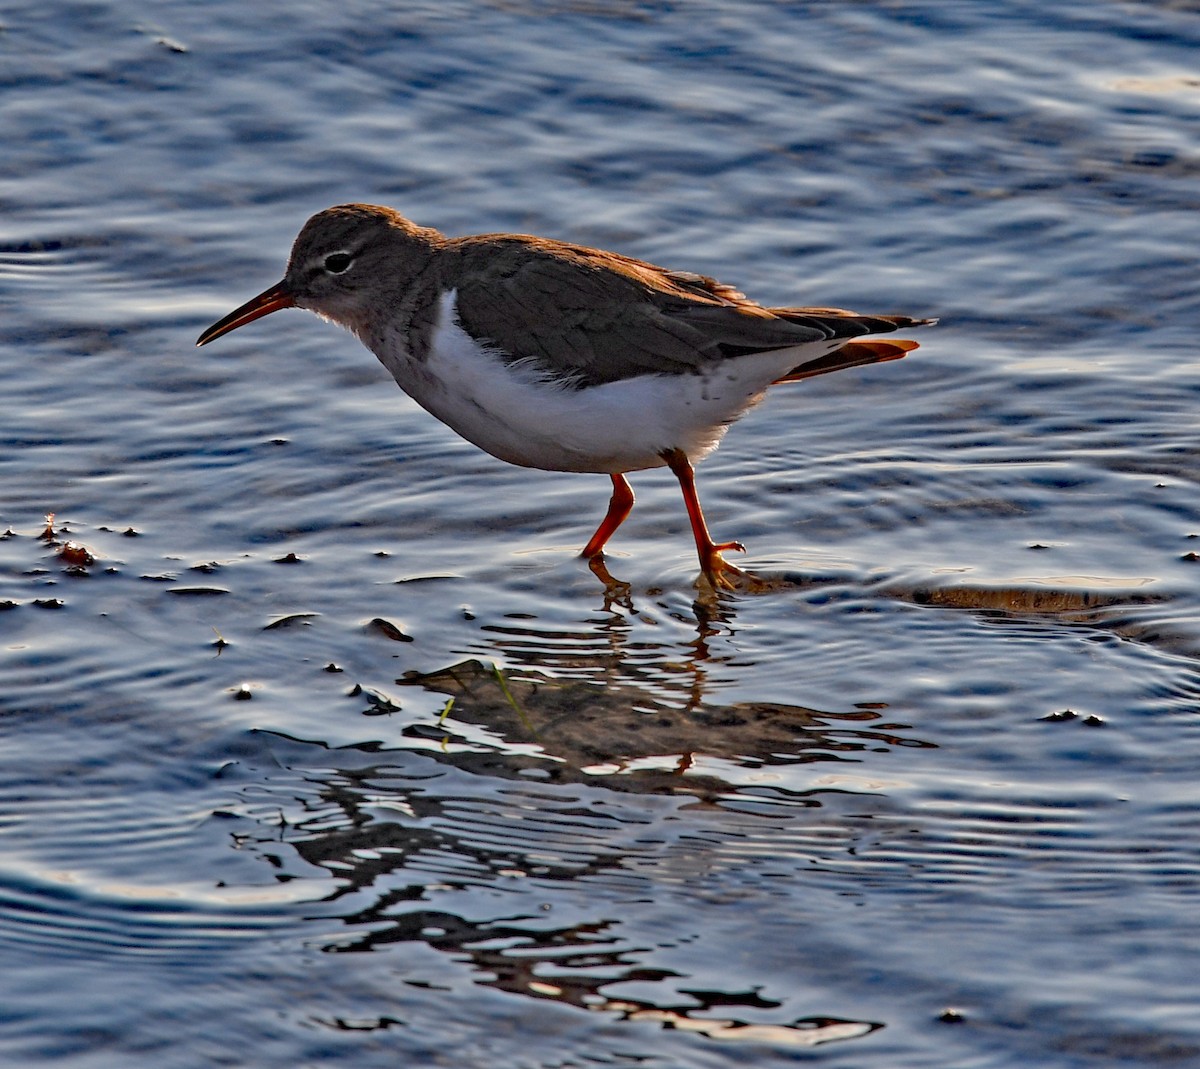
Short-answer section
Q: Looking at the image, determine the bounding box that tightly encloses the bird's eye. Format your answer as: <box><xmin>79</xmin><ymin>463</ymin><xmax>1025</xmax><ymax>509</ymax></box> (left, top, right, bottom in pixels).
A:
<box><xmin>323</xmin><ymin>251</ymin><xmax>353</xmax><ymax>274</ymax></box>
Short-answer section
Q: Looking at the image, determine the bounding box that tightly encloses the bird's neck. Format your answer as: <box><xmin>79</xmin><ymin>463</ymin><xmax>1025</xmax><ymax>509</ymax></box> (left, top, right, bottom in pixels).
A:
<box><xmin>349</xmin><ymin>226</ymin><xmax>446</xmax><ymax>349</ymax></box>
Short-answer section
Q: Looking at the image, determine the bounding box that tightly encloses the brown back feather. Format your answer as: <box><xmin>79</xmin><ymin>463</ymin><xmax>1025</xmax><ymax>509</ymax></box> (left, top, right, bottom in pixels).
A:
<box><xmin>445</xmin><ymin>234</ymin><xmax>933</xmax><ymax>387</ymax></box>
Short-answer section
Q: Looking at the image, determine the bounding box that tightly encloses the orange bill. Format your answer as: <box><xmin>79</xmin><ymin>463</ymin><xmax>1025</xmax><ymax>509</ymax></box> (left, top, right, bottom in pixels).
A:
<box><xmin>195</xmin><ymin>282</ymin><xmax>295</xmax><ymax>346</ymax></box>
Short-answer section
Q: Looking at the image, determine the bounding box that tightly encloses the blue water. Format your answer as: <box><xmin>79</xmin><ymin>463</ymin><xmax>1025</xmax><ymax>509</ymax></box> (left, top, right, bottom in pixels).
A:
<box><xmin>4</xmin><ymin>2</ymin><xmax>1200</xmax><ymax>1066</ymax></box>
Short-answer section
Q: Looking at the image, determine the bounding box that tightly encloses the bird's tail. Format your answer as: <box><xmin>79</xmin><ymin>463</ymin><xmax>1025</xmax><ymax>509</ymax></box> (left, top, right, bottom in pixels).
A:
<box><xmin>774</xmin><ymin>337</ymin><xmax>920</xmax><ymax>384</ymax></box>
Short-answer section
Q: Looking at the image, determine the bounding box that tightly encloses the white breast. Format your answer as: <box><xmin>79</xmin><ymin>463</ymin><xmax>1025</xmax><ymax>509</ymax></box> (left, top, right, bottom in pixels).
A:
<box><xmin>371</xmin><ymin>290</ymin><xmax>834</xmax><ymax>475</ymax></box>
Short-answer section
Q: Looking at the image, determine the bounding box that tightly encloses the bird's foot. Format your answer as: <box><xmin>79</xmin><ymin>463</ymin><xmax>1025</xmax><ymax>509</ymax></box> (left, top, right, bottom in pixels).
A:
<box><xmin>697</xmin><ymin>542</ymin><xmax>786</xmax><ymax>594</ymax></box>
<box><xmin>699</xmin><ymin>541</ymin><xmax>749</xmax><ymax>591</ymax></box>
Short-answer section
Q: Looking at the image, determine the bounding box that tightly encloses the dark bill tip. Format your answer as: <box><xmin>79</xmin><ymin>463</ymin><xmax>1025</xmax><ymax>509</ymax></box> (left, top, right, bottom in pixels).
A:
<box><xmin>195</xmin><ymin>282</ymin><xmax>295</xmax><ymax>346</ymax></box>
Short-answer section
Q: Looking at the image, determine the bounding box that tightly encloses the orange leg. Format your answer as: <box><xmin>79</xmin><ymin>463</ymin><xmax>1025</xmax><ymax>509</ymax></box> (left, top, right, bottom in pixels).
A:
<box><xmin>661</xmin><ymin>448</ymin><xmax>747</xmax><ymax>589</ymax></box>
<box><xmin>581</xmin><ymin>473</ymin><xmax>635</xmax><ymax>559</ymax></box>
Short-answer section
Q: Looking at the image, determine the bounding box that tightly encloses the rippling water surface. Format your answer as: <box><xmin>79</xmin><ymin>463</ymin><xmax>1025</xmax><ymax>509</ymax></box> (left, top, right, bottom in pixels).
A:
<box><xmin>4</xmin><ymin>2</ymin><xmax>1200</xmax><ymax>1066</ymax></box>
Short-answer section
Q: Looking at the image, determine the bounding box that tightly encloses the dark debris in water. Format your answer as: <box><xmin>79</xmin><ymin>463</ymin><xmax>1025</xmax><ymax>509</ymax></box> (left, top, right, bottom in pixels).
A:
<box><xmin>1039</xmin><ymin>709</ymin><xmax>1106</xmax><ymax>728</ymax></box>
<box><xmin>57</xmin><ymin>541</ymin><xmax>95</xmax><ymax>569</ymax></box>
<box><xmin>1040</xmin><ymin>709</ymin><xmax>1078</xmax><ymax>722</ymax></box>
<box><xmin>360</xmin><ymin>688</ymin><xmax>402</xmax><ymax>717</ymax></box>
<box><xmin>263</xmin><ymin>612</ymin><xmax>319</xmax><ymax>630</ymax></box>
<box><xmin>368</xmin><ymin>617</ymin><xmax>415</xmax><ymax>643</ymax></box>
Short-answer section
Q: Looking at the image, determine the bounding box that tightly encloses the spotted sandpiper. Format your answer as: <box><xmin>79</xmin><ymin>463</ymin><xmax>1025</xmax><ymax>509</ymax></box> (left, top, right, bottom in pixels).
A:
<box><xmin>196</xmin><ymin>204</ymin><xmax>932</xmax><ymax>588</ymax></box>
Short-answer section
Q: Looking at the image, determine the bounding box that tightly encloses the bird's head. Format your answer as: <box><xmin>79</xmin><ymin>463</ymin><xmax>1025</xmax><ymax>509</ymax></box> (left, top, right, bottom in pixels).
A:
<box><xmin>196</xmin><ymin>204</ymin><xmax>442</xmax><ymax>346</ymax></box>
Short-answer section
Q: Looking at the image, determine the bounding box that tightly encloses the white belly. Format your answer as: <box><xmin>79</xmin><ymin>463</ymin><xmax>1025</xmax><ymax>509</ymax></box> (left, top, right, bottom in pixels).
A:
<box><xmin>368</xmin><ymin>290</ymin><xmax>831</xmax><ymax>475</ymax></box>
